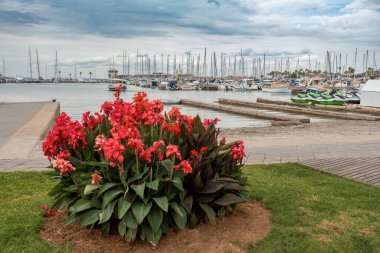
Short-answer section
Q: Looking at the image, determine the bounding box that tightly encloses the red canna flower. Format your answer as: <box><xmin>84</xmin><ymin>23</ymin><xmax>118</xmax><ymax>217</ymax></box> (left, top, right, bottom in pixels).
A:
<box><xmin>91</xmin><ymin>174</ymin><xmax>102</xmax><ymax>185</ymax></box>
<box><xmin>173</xmin><ymin>160</ymin><xmax>192</xmax><ymax>174</ymax></box>
<box><xmin>52</xmin><ymin>159</ymin><xmax>76</xmax><ymax>176</ymax></box>
<box><xmin>102</xmin><ymin>137</ymin><xmax>125</xmax><ymax>163</ymax></box>
<box><xmin>229</xmin><ymin>140</ymin><xmax>246</xmax><ymax>161</ymax></box>
<box><xmin>219</xmin><ymin>137</ymin><xmax>226</xmax><ymax>146</ymax></box>
<box><xmin>166</xmin><ymin>145</ymin><xmax>182</xmax><ymax>160</ymax></box>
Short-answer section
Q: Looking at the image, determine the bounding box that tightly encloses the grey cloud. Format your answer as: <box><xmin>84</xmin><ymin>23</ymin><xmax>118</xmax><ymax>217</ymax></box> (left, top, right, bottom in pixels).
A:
<box><xmin>0</xmin><ymin>10</ymin><xmax>47</xmax><ymax>24</ymax></box>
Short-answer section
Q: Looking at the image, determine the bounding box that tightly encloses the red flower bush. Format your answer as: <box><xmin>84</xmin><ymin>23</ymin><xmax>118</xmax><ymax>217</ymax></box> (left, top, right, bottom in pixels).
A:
<box><xmin>43</xmin><ymin>92</ymin><xmax>247</xmax><ymax>245</ymax></box>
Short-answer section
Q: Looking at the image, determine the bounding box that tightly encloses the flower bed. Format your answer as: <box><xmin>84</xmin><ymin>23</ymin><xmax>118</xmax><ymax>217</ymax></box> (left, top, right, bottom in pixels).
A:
<box><xmin>42</xmin><ymin>87</ymin><xmax>247</xmax><ymax>245</ymax></box>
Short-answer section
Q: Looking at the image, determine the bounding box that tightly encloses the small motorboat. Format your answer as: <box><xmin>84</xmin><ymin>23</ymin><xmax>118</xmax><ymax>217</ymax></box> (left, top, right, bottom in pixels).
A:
<box><xmin>108</xmin><ymin>83</ymin><xmax>127</xmax><ymax>91</ymax></box>
<box><xmin>162</xmin><ymin>99</ymin><xmax>181</xmax><ymax>105</ymax></box>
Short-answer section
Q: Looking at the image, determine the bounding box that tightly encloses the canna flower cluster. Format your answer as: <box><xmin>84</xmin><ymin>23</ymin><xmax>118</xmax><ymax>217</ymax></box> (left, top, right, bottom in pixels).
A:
<box><xmin>43</xmin><ymin>91</ymin><xmax>247</xmax><ymax>245</ymax></box>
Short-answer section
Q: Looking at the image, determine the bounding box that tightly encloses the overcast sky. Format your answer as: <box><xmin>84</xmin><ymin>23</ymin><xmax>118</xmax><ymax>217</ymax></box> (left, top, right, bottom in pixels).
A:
<box><xmin>0</xmin><ymin>0</ymin><xmax>379</xmax><ymax>77</ymax></box>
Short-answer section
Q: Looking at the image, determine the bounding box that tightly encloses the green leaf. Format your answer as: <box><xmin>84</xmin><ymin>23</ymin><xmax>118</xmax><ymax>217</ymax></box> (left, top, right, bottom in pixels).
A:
<box><xmin>68</xmin><ymin>156</ymin><xmax>81</xmax><ymax>167</ymax></box>
<box><xmin>146</xmin><ymin>180</ymin><xmax>159</xmax><ymax>191</ymax></box>
<box><xmin>131</xmin><ymin>182</ymin><xmax>145</xmax><ymax>199</ymax></box>
<box><xmin>118</xmin><ymin>198</ymin><xmax>132</xmax><ymax>219</ymax></box>
<box><xmin>159</xmin><ymin>159</ymin><xmax>173</xmax><ymax>171</ymax></box>
<box><xmin>81</xmin><ymin>161</ymin><xmax>109</xmax><ymax>167</ymax></box>
<box><xmin>143</xmin><ymin>223</ymin><xmax>162</xmax><ymax>246</ymax></box>
<box><xmin>213</xmin><ymin>193</ymin><xmax>246</xmax><ymax>206</ymax></box>
<box><xmin>118</xmin><ymin>220</ymin><xmax>127</xmax><ymax>237</ymax></box>
<box><xmin>200</xmin><ymin>181</ymin><xmax>226</xmax><ymax>194</ymax></box>
<box><xmin>124</xmin><ymin>211</ymin><xmax>138</xmax><ymax>229</ymax></box>
<box><xmin>63</xmin><ymin>185</ymin><xmax>79</xmax><ymax>193</ymax></box>
<box><xmin>98</xmin><ymin>183</ymin><xmax>120</xmax><ymax>195</ymax></box>
<box><xmin>126</xmin><ymin>167</ymin><xmax>150</xmax><ymax>184</ymax></box>
<box><xmin>65</xmin><ymin>213</ymin><xmax>83</xmax><ymax>225</ymax></box>
<box><xmin>171</xmin><ymin>177</ymin><xmax>184</xmax><ymax>191</ymax></box>
<box><xmin>181</xmin><ymin>195</ymin><xmax>193</xmax><ymax>214</ymax></box>
<box><xmin>199</xmin><ymin>203</ymin><xmax>216</xmax><ymax>225</ymax></box>
<box><xmin>80</xmin><ymin>209</ymin><xmax>101</xmax><ymax>226</ymax></box>
<box><xmin>99</xmin><ymin>200</ymin><xmax>117</xmax><ymax>224</ymax></box>
<box><xmin>131</xmin><ymin>200</ymin><xmax>152</xmax><ymax>224</ymax></box>
<box><xmin>83</xmin><ymin>184</ymin><xmax>99</xmax><ymax>195</ymax></box>
<box><xmin>147</xmin><ymin>206</ymin><xmax>163</xmax><ymax>232</ymax></box>
<box><xmin>153</xmin><ymin>196</ymin><xmax>169</xmax><ymax>212</ymax></box>
<box><xmin>102</xmin><ymin>189</ymin><xmax>123</xmax><ymax>209</ymax></box>
<box><xmin>55</xmin><ymin>195</ymin><xmax>78</xmax><ymax>210</ymax></box>
<box><xmin>69</xmin><ymin>199</ymin><xmax>92</xmax><ymax>213</ymax></box>
<box><xmin>224</xmin><ymin>183</ymin><xmax>246</xmax><ymax>192</ymax></box>
<box><xmin>171</xmin><ymin>203</ymin><xmax>187</xmax><ymax>229</ymax></box>
<box><xmin>125</xmin><ymin>228</ymin><xmax>138</xmax><ymax>242</ymax></box>
<box><xmin>91</xmin><ymin>195</ymin><xmax>102</xmax><ymax>209</ymax></box>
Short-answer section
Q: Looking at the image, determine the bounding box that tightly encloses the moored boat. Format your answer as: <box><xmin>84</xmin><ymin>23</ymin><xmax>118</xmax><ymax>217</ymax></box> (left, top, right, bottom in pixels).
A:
<box><xmin>108</xmin><ymin>83</ymin><xmax>127</xmax><ymax>91</ymax></box>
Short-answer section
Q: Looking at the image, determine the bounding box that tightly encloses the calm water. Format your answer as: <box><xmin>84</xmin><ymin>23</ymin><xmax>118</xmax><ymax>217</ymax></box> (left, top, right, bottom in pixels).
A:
<box><xmin>0</xmin><ymin>83</ymin><xmax>291</xmax><ymax>129</ymax></box>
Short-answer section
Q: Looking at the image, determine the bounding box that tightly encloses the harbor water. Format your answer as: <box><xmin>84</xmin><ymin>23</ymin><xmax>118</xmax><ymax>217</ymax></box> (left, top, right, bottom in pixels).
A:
<box><xmin>0</xmin><ymin>83</ymin><xmax>291</xmax><ymax>129</ymax></box>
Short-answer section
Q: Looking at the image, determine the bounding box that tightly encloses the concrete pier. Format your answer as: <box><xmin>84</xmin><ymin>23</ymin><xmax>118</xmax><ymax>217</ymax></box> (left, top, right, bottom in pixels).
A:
<box><xmin>0</xmin><ymin>101</ymin><xmax>60</xmax><ymax>171</ymax></box>
<box><xmin>257</xmin><ymin>98</ymin><xmax>380</xmax><ymax>116</ymax></box>
<box><xmin>180</xmin><ymin>99</ymin><xmax>310</xmax><ymax>124</ymax></box>
<box><xmin>219</xmin><ymin>98</ymin><xmax>380</xmax><ymax>121</ymax></box>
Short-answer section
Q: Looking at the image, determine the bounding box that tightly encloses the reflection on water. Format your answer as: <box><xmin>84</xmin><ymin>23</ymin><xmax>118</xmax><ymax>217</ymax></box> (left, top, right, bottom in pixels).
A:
<box><xmin>0</xmin><ymin>83</ymin><xmax>291</xmax><ymax>128</ymax></box>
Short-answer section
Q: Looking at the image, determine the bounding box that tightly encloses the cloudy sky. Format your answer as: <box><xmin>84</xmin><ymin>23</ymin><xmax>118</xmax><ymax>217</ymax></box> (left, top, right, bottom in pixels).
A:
<box><xmin>0</xmin><ymin>0</ymin><xmax>379</xmax><ymax>77</ymax></box>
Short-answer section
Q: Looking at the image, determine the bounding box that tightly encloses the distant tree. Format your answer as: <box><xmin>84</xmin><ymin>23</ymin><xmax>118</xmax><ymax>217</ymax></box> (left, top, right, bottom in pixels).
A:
<box><xmin>89</xmin><ymin>72</ymin><xmax>92</xmax><ymax>79</ymax></box>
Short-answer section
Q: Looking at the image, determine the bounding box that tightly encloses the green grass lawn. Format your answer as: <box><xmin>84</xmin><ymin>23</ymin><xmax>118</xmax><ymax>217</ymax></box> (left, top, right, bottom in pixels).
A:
<box><xmin>0</xmin><ymin>163</ymin><xmax>379</xmax><ymax>253</ymax></box>
<box><xmin>245</xmin><ymin>163</ymin><xmax>380</xmax><ymax>253</ymax></box>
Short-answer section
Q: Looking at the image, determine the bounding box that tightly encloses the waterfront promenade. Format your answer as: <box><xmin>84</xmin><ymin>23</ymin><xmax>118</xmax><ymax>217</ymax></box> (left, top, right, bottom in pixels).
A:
<box><xmin>0</xmin><ymin>104</ymin><xmax>379</xmax><ymax>187</ymax></box>
<box><xmin>0</xmin><ymin>101</ymin><xmax>59</xmax><ymax>171</ymax></box>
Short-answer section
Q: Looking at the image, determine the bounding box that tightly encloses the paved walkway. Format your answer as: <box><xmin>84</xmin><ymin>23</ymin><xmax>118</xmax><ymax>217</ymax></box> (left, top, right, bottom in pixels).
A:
<box><xmin>0</xmin><ymin>101</ymin><xmax>59</xmax><ymax>172</ymax></box>
<box><xmin>300</xmin><ymin>157</ymin><xmax>380</xmax><ymax>187</ymax></box>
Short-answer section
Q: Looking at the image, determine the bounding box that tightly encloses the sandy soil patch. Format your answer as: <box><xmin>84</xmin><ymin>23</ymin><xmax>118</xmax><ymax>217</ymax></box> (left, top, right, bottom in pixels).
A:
<box><xmin>40</xmin><ymin>201</ymin><xmax>272</xmax><ymax>253</ymax></box>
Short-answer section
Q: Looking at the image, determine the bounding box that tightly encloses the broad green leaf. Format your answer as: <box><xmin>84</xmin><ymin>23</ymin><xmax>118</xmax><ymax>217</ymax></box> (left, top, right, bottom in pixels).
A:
<box><xmin>83</xmin><ymin>184</ymin><xmax>99</xmax><ymax>195</ymax></box>
<box><xmin>143</xmin><ymin>223</ymin><xmax>162</xmax><ymax>246</ymax></box>
<box><xmin>69</xmin><ymin>199</ymin><xmax>92</xmax><ymax>213</ymax></box>
<box><xmin>65</xmin><ymin>213</ymin><xmax>83</xmax><ymax>225</ymax></box>
<box><xmin>126</xmin><ymin>167</ymin><xmax>149</xmax><ymax>184</ymax></box>
<box><xmin>171</xmin><ymin>204</ymin><xmax>187</xmax><ymax>230</ymax></box>
<box><xmin>102</xmin><ymin>189</ymin><xmax>123</xmax><ymax>209</ymax></box>
<box><xmin>118</xmin><ymin>220</ymin><xmax>127</xmax><ymax>237</ymax></box>
<box><xmin>125</xmin><ymin>228</ymin><xmax>137</xmax><ymax>242</ymax></box>
<box><xmin>131</xmin><ymin>200</ymin><xmax>152</xmax><ymax>224</ymax></box>
<box><xmin>147</xmin><ymin>207</ymin><xmax>163</xmax><ymax>232</ymax></box>
<box><xmin>80</xmin><ymin>209</ymin><xmax>101</xmax><ymax>226</ymax></box>
<box><xmin>171</xmin><ymin>177</ymin><xmax>184</xmax><ymax>191</ymax></box>
<box><xmin>181</xmin><ymin>195</ymin><xmax>193</xmax><ymax>214</ymax></box>
<box><xmin>159</xmin><ymin>159</ymin><xmax>173</xmax><ymax>171</ymax></box>
<box><xmin>98</xmin><ymin>183</ymin><xmax>120</xmax><ymax>195</ymax></box>
<box><xmin>55</xmin><ymin>195</ymin><xmax>78</xmax><ymax>210</ymax></box>
<box><xmin>124</xmin><ymin>211</ymin><xmax>138</xmax><ymax>229</ymax></box>
<box><xmin>212</xmin><ymin>193</ymin><xmax>246</xmax><ymax>206</ymax></box>
<box><xmin>223</xmin><ymin>183</ymin><xmax>246</xmax><ymax>192</ymax></box>
<box><xmin>63</xmin><ymin>185</ymin><xmax>79</xmax><ymax>193</ymax></box>
<box><xmin>99</xmin><ymin>200</ymin><xmax>117</xmax><ymax>224</ymax></box>
<box><xmin>118</xmin><ymin>198</ymin><xmax>132</xmax><ymax>219</ymax></box>
<box><xmin>131</xmin><ymin>182</ymin><xmax>145</xmax><ymax>199</ymax></box>
<box><xmin>199</xmin><ymin>203</ymin><xmax>216</xmax><ymax>225</ymax></box>
<box><xmin>146</xmin><ymin>180</ymin><xmax>159</xmax><ymax>191</ymax></box>
<box><xmin>91</xmin><ymin>195</ymin><xmax>102</xmax><ymax>209</ymax></box>
<box><xmin>153</xmin><ymin>196</ymin><xmax>168</xmax><ymax>212</ymax></box>
<box><xmin>200</xmin><ymin>181</ymin><xmax>226</xmax><ymax>194</ymax></box>
<box><xmin>170</xmin><ymin>202</ymin><xmax>185</xmax><ymax>218</ymax></box>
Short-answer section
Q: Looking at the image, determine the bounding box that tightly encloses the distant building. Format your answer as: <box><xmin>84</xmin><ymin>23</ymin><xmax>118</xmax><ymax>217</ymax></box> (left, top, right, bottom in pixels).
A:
<box><xmin>108</xmin><ymin>69</ymin><xmax>118</xmax><ymax>79</ymax></box>
<box><xmin>361</xmin><ymin>80</ymin><xmax>380</xmax><ymax>108</ymax></box>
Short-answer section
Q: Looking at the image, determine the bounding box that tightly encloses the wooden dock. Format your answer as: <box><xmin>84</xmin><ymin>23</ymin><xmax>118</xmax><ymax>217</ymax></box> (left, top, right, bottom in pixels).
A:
<box><xmin>180</xmin><ymin>99</ymin><xmax>310</xmax><ymax>125</ymax></box>
<box><xmin>219</xmin><ymin>98</ymin><xmax>380</xmax><ymax>121</ymax></box>
<box><xmin>300</xmin><ymin>157</ymin><xmax>380</xmax><ymax>187</ymax></box>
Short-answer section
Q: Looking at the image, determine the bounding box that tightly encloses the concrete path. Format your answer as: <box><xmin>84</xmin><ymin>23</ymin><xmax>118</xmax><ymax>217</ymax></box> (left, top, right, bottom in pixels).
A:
<box><xmin>0</xmin><ymin>101</ymin><xmax>59</xmax><ymax>171</ymax></box>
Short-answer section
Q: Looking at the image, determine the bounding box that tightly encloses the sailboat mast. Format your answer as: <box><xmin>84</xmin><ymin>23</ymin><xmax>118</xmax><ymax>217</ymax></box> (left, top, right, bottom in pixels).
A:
<box><xmin>36</xmin><ymin>49</ymin><xmax>41</xmax><ymax>80</ymax></box>
<box><xmin>29</xmin><ymin>46</ymin><xmax>33</xmax><ymax>79</ymax></box>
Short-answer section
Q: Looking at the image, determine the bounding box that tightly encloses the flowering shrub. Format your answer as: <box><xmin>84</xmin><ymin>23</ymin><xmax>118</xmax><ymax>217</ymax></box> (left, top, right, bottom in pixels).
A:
<box><xmin>43</xmin><ymin>88</ymin><xmax>247</xmax><ymax>245</ymax></box>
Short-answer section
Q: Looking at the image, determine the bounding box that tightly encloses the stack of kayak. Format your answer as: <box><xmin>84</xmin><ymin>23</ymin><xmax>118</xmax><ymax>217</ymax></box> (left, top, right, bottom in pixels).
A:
<box><xmin>291</xmin><ymin>88</ymin><xmax>360</xmax><ymax>106</ymax></box>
